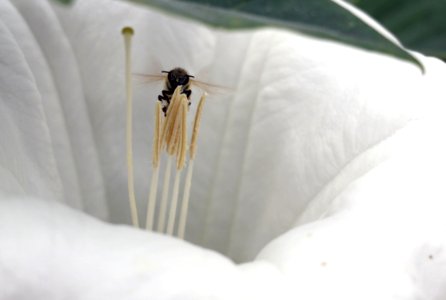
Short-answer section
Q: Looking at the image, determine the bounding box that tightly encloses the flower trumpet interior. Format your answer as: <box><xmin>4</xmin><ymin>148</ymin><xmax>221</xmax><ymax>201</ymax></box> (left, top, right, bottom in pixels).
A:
<box><xmin>2</xmin><ymin>1</ymin><xmax>446</xmax><ymax>298</ymax></box>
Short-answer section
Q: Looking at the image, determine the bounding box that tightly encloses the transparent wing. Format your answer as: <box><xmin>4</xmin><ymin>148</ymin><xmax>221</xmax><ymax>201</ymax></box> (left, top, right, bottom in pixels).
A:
<box><xmin>190</xmin><ymin>79</ymin><xmax>233</xmax><ymax>96</ymax></box>
<box><xmin>132</xmin><ymin>73</ymin><xmax>166</xmax><ymax>86</ymax></box>
<box><xmin>133</xmin><ymin>73</ymin><xmax>232</xmax><ymax>95</ymax></box>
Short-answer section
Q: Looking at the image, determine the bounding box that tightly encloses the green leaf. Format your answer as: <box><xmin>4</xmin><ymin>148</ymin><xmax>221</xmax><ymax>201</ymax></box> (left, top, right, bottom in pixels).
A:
<box><xmin>126</xmin><ymin>0</ymin><xmax>424</xmax><ymax>71</ymax></box>
<box><xmin>347</xmin><ymin>0</ymin><xmax>446</xmax><ymax>60</ymax></box>
<box><xmin>51</xmin><ymin>0</ymin><xmax>75</xmax><ymax>5</ymax></box>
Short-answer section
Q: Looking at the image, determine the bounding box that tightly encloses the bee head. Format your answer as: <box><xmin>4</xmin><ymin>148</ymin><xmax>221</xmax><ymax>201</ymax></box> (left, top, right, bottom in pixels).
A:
<box><xmin>163</xmin><ymin>68</ymin><xmax>194</xmax><ymax>86</ymax></box>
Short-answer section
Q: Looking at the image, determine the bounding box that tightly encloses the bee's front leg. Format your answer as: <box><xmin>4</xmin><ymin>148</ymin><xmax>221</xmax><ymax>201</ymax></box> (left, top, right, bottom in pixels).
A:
<box><xmin>158</xmin><ymin>90</ymin><xmax>171</xmax><ymax>101</ymax></box>
<box><xmin>183</xmin><ymin>89</ymin><xmax>192</xmax><ymax>107</ymax></box>
<box><xmin>158</xmin><ymin>90</ymin><xmax>171</xmax><ymax>115</ymax></box>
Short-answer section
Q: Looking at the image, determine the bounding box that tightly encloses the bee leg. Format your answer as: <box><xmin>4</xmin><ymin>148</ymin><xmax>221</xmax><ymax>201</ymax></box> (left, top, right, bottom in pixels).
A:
<box><xmin>183</xmin><ymin>89</ymin><xmax>192</xmax><ymax>107</ymax></box>
<box><xmin>158</xmin><ymin>90</ymin><xmax>171</xmax><ymax>101</ymax></box>
<box><xmin>183</xmin><ymin>89</ymin><xmax>192</xmax><ymax>98</ymax></box>
<box><xmin>158</xmin><ymin>90</ymin><xmax>172</xmax><ymax>116</ymax></box>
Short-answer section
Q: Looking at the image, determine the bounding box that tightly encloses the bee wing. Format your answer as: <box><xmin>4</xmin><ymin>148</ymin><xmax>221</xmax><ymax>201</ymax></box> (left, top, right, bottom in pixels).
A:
<box><xmin>132</xmin><ymin>73</ymin><xmax>165</xmax><ymax>86</ymax></box>
<box><xmin>190</xmin><ymin>79</ymin><xmax>233</xmax><ymax>96</ymax></box>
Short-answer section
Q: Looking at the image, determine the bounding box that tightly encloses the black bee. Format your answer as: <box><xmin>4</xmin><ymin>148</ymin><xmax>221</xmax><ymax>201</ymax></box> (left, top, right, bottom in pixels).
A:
<box><xmin>158</xmin><ymin>68</ymin><xmax>194</xmax><ymax>115</ymax></box>
<box><xmin>134</xmin><ymin>67</ymin><xmax>228</xmax><ymax>115</ymax></box>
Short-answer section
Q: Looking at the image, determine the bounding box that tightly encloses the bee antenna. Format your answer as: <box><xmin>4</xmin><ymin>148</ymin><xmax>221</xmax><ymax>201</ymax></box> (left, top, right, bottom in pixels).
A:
<box><xmin>161</xmin><ymin>70</ymin><xmax>169</xmax><ymax>74</ymax></box>
<box><xmin>188</xmin><ymin>75</ymin><xmax>195</xmax><ymax>78</ymax></box>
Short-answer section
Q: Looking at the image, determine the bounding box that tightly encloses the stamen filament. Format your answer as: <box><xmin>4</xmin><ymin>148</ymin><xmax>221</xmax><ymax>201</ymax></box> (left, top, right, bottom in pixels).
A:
<box><xmin>177</xmin><ymin>159</ymin><xmax>194</xmax><ymax>239</ymax></box>
<box><xmin>122</xmin><ymin>26</ymin><xmax>139</xmax><ymax>228</ymax></box>
<box><xmin>166</xmin><ymin>169</ymin><xmax>182</xmax><ymax>235</ymax></box>
<box><xmin>146</xmin><ymin>102</ymin><xmax>162</xmax><ymax>230</ymax></box>
<box><xmin>157</xmin><ymin>156</ymin><xmax>172</xmax><ymax>232</ymax></box>
<box><xmin>146</xmin><ymin>167</ymin><xmax>159</xmax><ymax>230</ymax></box>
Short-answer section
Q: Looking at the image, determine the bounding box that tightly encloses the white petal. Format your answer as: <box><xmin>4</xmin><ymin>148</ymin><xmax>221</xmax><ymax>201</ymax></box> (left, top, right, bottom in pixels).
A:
<box><xmin>0</xmin><ymin>1</ymin><xmax>62</xmax><ymax>201</ymax></box>
<box><xmin>0</xmin><ymin>197</ymin><xmax>291</xmax><ymax>299</ymax></box>
<box><xmin>2</xmin><ymin>0</ymin><xmax>109</xmax><ymax>218</ymax></box>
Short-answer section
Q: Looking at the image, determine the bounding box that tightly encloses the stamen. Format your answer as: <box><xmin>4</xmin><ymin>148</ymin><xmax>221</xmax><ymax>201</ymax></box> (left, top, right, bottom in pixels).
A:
<box><xmin>161</xmin><ymin>88</ymin><xmax>182</xmax><ymax>153</ymax></box>
<box><xmin>154</xmin><ymin>88</ymin><xmax>184</xmax><ymax>232</ymax></box>
<box><xmin>166</xmin><ymin>97</ymin><xmax>188</xmax><ymax>235</ymax></box>
<box><xmin>122</xmin><ymin>26</ymin><xmax>139</xmax><ymax>228</ymax></box>
<box><xmin>177</xmin><ymin>95</ymin><xmax>188</xmax><ymax>170</ymax></box>
<box><xmin>177</xmin><ymin>93</ymin><xmax>207</xmax><ymax>239</ymax></box>
<box><xmin>190</xmin><ymin>93</ymin><xmax>207</xmax><ymax>160</ymax></box>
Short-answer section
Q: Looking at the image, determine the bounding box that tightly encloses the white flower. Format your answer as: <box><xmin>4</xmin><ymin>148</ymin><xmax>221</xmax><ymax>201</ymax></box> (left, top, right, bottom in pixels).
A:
<box><xmin>1</xmin><ymin>0</ymin><xmax>446</xmax><ymax>299</ymax></box>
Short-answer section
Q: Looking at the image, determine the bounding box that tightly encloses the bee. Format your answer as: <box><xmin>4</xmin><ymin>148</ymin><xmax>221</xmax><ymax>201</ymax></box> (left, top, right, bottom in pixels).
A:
<box><xmin>159</xmin><ymin>67</ymin><xmax>194</xmax><ymax>115</ymax></box>
<box><xmin>134</xmin><ymin>67</ymin><xmax>228</xmax><ymax>115</ymax></box>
